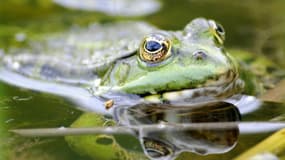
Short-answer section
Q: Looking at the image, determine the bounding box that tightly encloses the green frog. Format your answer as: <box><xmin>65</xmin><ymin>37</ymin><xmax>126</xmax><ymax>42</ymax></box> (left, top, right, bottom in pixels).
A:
<box><xmin>0</xmin><ymin>18</ymin><xmax>282</xmax><ymax>160</ymax></box>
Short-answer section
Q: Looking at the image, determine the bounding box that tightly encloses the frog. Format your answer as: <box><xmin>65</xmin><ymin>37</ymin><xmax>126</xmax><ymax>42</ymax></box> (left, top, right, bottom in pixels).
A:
<box><xmin>1</xmin><ymin>18</ymin><xmax>247</xmax><ymax>112</ymax></box>
<box><xmin>0</xmin><ymin>18</ymin><xmax>282</xmax><ymax>160</ymax></box>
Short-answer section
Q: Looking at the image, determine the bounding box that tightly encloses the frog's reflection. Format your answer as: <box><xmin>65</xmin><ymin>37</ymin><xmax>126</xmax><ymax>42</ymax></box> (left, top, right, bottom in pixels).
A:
<box><xmin>115</xmin><ymin>102</ymin><xmax>241</xmax><ymax>160</ymax></box>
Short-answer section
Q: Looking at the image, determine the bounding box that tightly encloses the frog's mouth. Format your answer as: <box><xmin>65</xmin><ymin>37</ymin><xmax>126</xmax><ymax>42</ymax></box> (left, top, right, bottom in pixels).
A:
<box><xmin>96</xmin><ymin>71</ymin><xmax>244</xmax><ymax>109</ymax></box>
<box><xmin>143</xmin><ymin>78</ymin><xmax>244</xmax><ymax>104</ymax></box>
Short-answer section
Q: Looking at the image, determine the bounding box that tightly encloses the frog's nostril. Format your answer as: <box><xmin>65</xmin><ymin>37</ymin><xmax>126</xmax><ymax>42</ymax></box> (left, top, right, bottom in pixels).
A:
<box><xmin>193</xmin><ymin>50</ymin><xmax>207</xmax><ymax>60</ymax></box>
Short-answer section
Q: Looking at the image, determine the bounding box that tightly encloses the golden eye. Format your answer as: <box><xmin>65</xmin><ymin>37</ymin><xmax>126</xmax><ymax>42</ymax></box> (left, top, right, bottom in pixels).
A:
<box><xmin>139</xmin><ymin>33</ymin><xmax>171</xmax><ymax>63</ymax></box>
<box><xmin>209</xmin><ymin>20</ymin><xmax>225</xmax><ymax>45</ymax></box>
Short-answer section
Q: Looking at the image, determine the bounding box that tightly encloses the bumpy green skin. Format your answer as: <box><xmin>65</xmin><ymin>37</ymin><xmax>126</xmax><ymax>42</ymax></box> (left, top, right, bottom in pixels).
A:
<box><xmin>105</xmin><ymin>46</ymin><xmax>236</xmax><ymax>94</ymax></box>
<box><xmin>65</xmin><ymin>113</ymin><xmax>147</xmax><ymax>160</ymax></box>
<box><xmin>101</xmin><ymin>19</ymin><xmax>238</xmax><ymax>95</ymax></box>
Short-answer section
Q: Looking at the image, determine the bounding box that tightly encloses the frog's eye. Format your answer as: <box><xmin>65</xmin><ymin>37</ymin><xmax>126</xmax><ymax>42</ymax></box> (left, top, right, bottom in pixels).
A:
<box><xmin>139</xmin><ymin>34</ymin><xmax>171</xmax><ymax>63</ymax></box>
<box><xmin>209</xmin><ymin>20</ymin><xmax>225</xmax><ymax>45</ymax></box>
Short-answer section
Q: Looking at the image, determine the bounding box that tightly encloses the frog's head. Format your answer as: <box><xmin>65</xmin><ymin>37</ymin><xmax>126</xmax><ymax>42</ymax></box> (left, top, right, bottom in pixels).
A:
<box><xmin>105</xmin><ymin>18</ymin><xmax>244</xmax><ymax>102</ymax></box>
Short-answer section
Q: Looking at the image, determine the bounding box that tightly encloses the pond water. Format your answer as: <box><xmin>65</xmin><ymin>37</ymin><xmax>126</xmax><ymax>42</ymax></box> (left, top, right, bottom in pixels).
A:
<box><xmin>1</xmin><ymin>0</ymin><xmax>285</xmax><ymax>160</ymax></box>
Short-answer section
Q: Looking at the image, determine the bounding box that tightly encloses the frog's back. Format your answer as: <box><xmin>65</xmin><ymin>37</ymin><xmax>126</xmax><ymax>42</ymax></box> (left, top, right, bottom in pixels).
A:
<box><xmin>2</xmin><ymin>21</ymin><xmax>156</xmax><ymax>85</ymax></box>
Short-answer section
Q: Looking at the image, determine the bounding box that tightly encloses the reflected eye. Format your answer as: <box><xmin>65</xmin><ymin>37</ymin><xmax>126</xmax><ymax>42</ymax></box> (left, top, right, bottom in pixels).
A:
<box><xmin>139</xmin><ymin>33</ymin><xmax>171</xmax><ymax>63</ymax></box>
<box><xmin>209</xmin><ymin>20</ymin><xmax>225</xmax><ymax>45</ymax></box>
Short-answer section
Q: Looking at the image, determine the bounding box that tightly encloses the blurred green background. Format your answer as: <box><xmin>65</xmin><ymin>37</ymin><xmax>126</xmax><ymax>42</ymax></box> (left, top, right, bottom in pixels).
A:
<box><xmin>1</xmin><ymin>0</ymin><xmax>285</xmax><ymax>66</ymax></box>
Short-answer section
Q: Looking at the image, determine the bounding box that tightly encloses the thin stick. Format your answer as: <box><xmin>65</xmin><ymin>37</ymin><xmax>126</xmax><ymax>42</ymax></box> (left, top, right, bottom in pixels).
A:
<box><xmin>10</xmin><ymin>122</ymin><xmax>285</xmax><ymax>137</ymax></box>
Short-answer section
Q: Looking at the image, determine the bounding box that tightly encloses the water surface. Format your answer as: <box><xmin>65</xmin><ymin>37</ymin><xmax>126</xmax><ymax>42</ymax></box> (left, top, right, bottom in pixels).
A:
<box><xmin>1</xmin><ymin>0</ymin><xmax>285</xmax><ymax>159</ymax></box>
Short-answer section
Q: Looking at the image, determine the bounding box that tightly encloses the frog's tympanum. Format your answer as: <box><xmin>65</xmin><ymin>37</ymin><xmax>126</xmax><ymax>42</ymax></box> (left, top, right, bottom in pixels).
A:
<box><xmin>0</xmin><ymin>18</ymin><xmax>252</xmax><ymax>160</ymax></box>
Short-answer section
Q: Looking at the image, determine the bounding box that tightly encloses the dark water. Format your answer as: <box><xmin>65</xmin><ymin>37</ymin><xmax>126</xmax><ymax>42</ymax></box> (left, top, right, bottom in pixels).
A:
<box><xmin>1</xmin><ymin>0</ymin><xmax>285</xmax><ymax>160</ymax></box>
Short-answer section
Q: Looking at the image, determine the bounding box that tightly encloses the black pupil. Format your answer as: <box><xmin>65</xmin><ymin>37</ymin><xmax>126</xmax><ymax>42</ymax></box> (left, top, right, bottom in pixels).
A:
<box><xmin>145</xmin><ymin>41</ymin><xmax>162</xmax><ymax>52</ymax></box>
<box><xmin>216</xmin><ymin>24</ymin><xmax>224</xmax><ymax>33</ymax></box>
